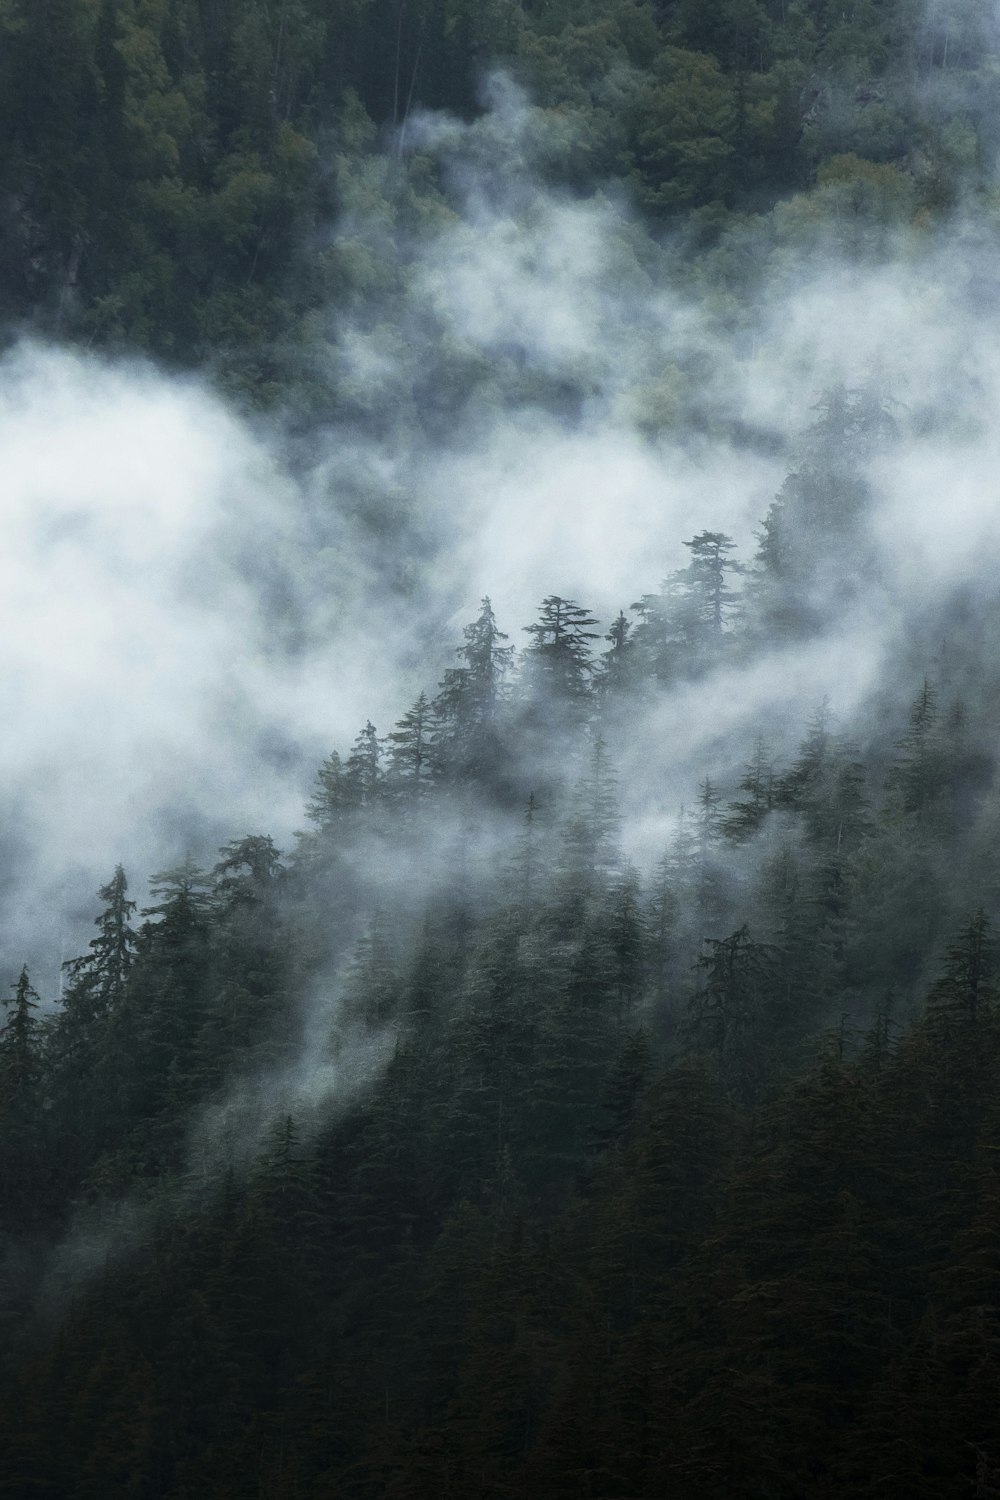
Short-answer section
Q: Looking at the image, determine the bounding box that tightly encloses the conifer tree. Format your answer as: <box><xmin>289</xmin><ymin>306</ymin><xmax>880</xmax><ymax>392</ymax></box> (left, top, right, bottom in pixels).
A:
<box><xmin>339</xmin><ymin>911</ymin><xmax>399</xmax><ymax>1032</ymax></box>
<box><xmin>204</xmin><ymin>836</ymin><xmax>289</xmax><ymax>1079</ymax></box>
<box><xmin>630</xmin><ymin>578</ymin><xmax>687</xmax><ymax>685</ymax></box>
<box><xmin>50</xmin><ymin>866</ymin><xmax>139</xmax><ymax>1183</ymax></box>
<box><xmin>386</xmin><ymin>692</ymin><xmax>435</xmax><ymax>809</ymax></box>
<box><xmin>120</xmin><ymin>857</ymin><xmax>215</xmax><ymax>1137</ymax></box>
<box><xmin>0</xmin><ymin>966</ymin><xmax>43</xmax><ymax>1121</ymax></box>
<box><xmin>927</xmin><ymin>908</ymin><xmax>993</xmax><ymax>1033</ymax></box>
<box><xmin>594</xmin><ymin>609</ymin><xmax>637</xmax><ymax>706</ymax></box>
<box><xmin>0</xmin><ymin>967</ymin><xmax>45</xmax><ymax>1220</ymax></box>
<box><xmin>606</xmin><ymin>866</ymin><xmax>646</xmax><ymax>1023</ymax></box>
<box><xmin>724</xmin><ymin>738</ymin><xmax>777</xmax><ymax>841</ymax></box>
<box><xmin>778</xmin><ymin>701</ymin><xmax>870</xmax><ymax>851</ymax></box>
<box><xmin>344</xmin><ymin>720</ymin><xmax>384</xmax><ymax>808</ymax></box>
<box><xmin>522</xmin><ymin>596</ymin><xmax>599</xmax><ymax>706</ymax></box>
<box><xmin>689</xmin><ymin>925</ymin><xmax>776</xmax><ymax>1097</ymax></box>
<box><xmin>212</xmin><ymin>835</ymin><xmax>283</xmax><ymax>903</ymax></box>
<box><xmin>63</xmin><ymin>864</ymin><xmax>137</xmax><ymax>1023</ymax></box>
<box><xmin>887</xmin><ymin>677</ymin><xmax>945</xmax><ymax>818</ymax></box>
<box><xmin>681</xmin><ymin>529</ymin><xmax>745</xmax><ymax>643</ymax></box>
<box><xmin>561</xmin><ymin>734</ymin><xmax>621</xmax><ymax>893</ymax></box>
<box><xmin>305</xmin><ymin>749</ymin><xmax>351</xmax><ymax>831</ymax></box>
<box><xmin>693</xmin><ymin>776</ymin><xmax>728</xmax><ymax>929</ymax></box>
<box><xmin>433</xmin><ymin>597</ymin><xmax>514</xmax><ymax>786</ymax></box>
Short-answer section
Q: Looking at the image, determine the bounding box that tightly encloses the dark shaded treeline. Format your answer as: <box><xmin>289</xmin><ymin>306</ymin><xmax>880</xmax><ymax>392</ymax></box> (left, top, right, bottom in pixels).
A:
<box><xmin>3</xmin><ymin>385</ymin><xmax>1000</xmax><ymax>1495</ymax></box>
<box><xmin>1</xmin><ymin>0</ymin><xmax>995</xmax><ymax>395</ymax></box>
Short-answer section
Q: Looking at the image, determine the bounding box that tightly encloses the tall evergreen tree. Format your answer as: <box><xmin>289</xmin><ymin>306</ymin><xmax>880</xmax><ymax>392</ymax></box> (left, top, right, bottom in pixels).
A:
<box><xmin>522</xmin><ymin>596</ymin><xmax>599</xmax><ymax>707</ymax></box>
<box><xmin>724</xmin><ymin>738</ymin><xmax>777</xmax><ymax>841</ymax></box>
<box><xmin>433</xmin><ymin>597</ymin><xmax>514</xmax><ymax>786</ymax></box>
<box><xmin>681</xmin><ymin>529</ymin><xmax>745</xmax><ymax>644</ymax></box>
<box><xmin>0</xmin><ymin>967</ymin><xmax>45</xmax><ymax>1220</ymax></box>
<box><xmin>344</xmin><ymin>720</ymin><xmax>385</xmax><ymax>809</ymax></box>
<box><xmin>386</xmin><ymin>691</ymin><xmax>435</xmax><ymax>810</ymax></box>
<box><xmin>886</xmin><ymin>677</ymin><xmax>945</xmax><ymax>819</ymax></box>
<box><xmin>61</xmin><ymin>864</ymin><xmax>138</xmax><ymax>1025</ymax></box>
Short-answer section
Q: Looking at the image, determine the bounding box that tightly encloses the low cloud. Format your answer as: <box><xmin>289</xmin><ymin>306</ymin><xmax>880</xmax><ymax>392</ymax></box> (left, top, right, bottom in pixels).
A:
<box><xmin>6</xmin><ymin>83</ymin><xmax>1000</xmax><ymax>993</ymax></box>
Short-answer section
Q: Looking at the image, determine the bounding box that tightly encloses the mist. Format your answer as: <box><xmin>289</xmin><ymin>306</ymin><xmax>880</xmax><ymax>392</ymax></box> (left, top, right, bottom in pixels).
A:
<box><xmin>3</xmin><ymin>70</ymin><xmax>1000</xmax><ymax>1040</ymax></box>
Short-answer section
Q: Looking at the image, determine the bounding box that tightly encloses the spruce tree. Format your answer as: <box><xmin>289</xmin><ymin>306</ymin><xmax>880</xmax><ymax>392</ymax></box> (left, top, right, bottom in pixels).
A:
<box><xmin>681</xmin><ymin>530</ymin><xmax>745</xmax><ymax>645</ymax></box>
<box><xmin>522</xmin><ymin>596</ymin><xmax>599</xmax><ymax>706</ymax></box>
<box><xmin>723</xmin><ymin>738</ymin><xmax>777</xmax><ymax>841</ymax></box>
<box><xmin>0</xmin><ymin>967</ymin><xmax>45</xmax><ymax>1220</ymax></box>
<box><xmin>887</xmin><ymin>677</ymin><xmax>946</xmax><ymax>819</ymax></box>
<box><xmin>386</xmin><ymin>692</ymin><xmax>435</xmax><ymax>811</ymax></box>
<box><xmin>433</xmin><ymin>597</ymin><xmax>514</xmax><ymax>787</ymax></box>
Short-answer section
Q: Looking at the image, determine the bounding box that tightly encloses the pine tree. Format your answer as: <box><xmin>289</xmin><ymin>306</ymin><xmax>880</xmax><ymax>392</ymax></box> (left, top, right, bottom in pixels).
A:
<box><xmin>927</xmin><ymin>908</ymin><xmax>994</xmax><ymax>1034</ymax></box>
<box><xmin>681</xmin><ymin>530</ymin><xmax>745</xmax><ymax>643</ymax></box>
<box><xmin>433</xmin><ymin>597</ymin><xmax>514</xmax><ymax>786</ymax></box>
<box><xmin>522</xmin><ymin>596</ymin><xmax>599</xmax><ymax>706</ymax></box>
<box><xmin>203</xmin><ymin>836</ymin><xmax>289</xmax><ymax>1080</ymax></box>
<box><xmin>630</xmin><ymin>579</ymin><xmax>686</xmax><ymax>685</ymax></box>
<box><xmin>0</xmin><ymin>966</ymin><xmax>43</xmax><ymax>1120</ymax></box>
<box><xmin>0</xmin><ymin>967</ymin><xmax>45</xmax><ymax>1220</ymax></box>
<box><xmin>689</xmin><ymin>925</ymin><xmax>776</xmax><ymax>1098</ymax></box>
<box><xmin>887</xmin><ymin>677</ymin><xmax>945</xmax><ymax>819</ymax></box>
<box><xmin>62</xmin><ymin>864</ymin><xmax>137</xmax><ymax>1025</ymax></box>
<box><xmin>560</xmin><ymin>734</ymin><xmax>621</xmax><ymax>897</ymax></box>
<box><xmin>386</xmin><ymin>692</ymin><xmax>435</xmax><ymax>811</ymax></box>
<box><xmin>339</xmin><ymin>911</ymin><xmax>400</xmax><ymax>1032</ymax></box>
<box><xmin>693</xmin><ymin>776</ymin><xmax>727</xmax><ymax>930</ymax></box>
<box><xmin>606</xmin><ymin>867</ymin><xmax>646</xmax><ymax>1024</ymax></box>
<box><xmin>305</xmin><ymin>749</ymin><xmax>351</xmax><ymax>831</ymax></box>
<box><xmin>723</xmin><ymin>738</ymin><xmax>776</xmax><ymax>841</ymax></box>
<box><xmin>344</xmin><ymin>720</ymin><xmax>384</xmax><ymax>809</ymax></box>
<box><xmin>212</xmin><ymin>835</ymin><xmax>283</xmax><ymax>902</ymax></box>
<box><xmin>745</xmin><ymin>495</ymin><xmax>800</xmax><ymax>640</ymax></box>
<box><xmin>778</xmin><ymin>701</ymin><xmax>870</xmax><ymax>851</ymax></box>
<box><xmin>119</xmin><ymin>857</ymin><xmax>215</xmax><ymax>1145</ymax></box>
<box><xmin>516</xmin><ymin>792</ymin><xmax>540</xmax><ymax>908</ymax></box>
<box><xmin>594</xmin><ymin>610</ymin><xmax>637</xmax><ymax>707</ymax></box>
<box><xmin>456</xmin><ymin>595</ymin><xmax>514</xmax><ymax>714</ymax></box>
<box><xmin>50</xmin><ymin>866</ymin><xmax>139</xmax><ymax>1186</ymax></box>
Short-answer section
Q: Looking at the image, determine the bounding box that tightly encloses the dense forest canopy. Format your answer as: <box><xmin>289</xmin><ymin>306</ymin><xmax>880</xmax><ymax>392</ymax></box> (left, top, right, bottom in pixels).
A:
<box><xmin>4</xmin><ymin>1</ymin><xmax>1000</xmax><ymax>1496</ymax></box>
<box><xmin>2</xmin><ymin>0</ymin><xmax>1000</xmax><ymax>389</ymax></box>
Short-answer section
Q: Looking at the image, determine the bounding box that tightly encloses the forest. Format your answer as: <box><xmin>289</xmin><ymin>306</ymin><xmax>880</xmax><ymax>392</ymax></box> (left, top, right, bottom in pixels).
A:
<box><xmin>4</xmin><ymin>1</ymin><xmax>1000</xmax><ymax>1496</ymax></box>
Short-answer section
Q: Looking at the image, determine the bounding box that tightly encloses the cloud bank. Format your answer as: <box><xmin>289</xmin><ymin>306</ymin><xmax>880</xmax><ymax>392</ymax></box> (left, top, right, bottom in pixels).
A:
<box><xmin>5</xmin><ymin>83</ymin><xmax>1000</xmax><ymax>990</ymax></box>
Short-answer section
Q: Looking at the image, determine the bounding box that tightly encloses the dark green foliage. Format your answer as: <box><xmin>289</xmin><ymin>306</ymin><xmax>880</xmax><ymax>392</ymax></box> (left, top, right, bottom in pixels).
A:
<box><xmin>631</xmin><ymin>530</ymin><xmax>746</xmax><ymax>683</ymax></box>
<box><xmin>522</xmin><ymin>595</ymin><xmax>600</xmax><ymax>705</ymax></box>
<box><xmin>0</xmin><ymin>0</ymin><xmax>990</xmax><ymax>390</ymax></box>
<box><xmin>386</xmin><ymin>691</ymin><xmax>436</xmax><ymax>817</ymax></box>
<box><xmin>7</xmin><ymin>4</ymin><xmax>1000</xmax><ymax>1488</ymax></box>
<box><xmin>4</xmin><ymin>661</ymin><xmax>1000</xmax><ymax>1493</ymax></box>
<box><xmin>432</xmin><ymin>597</ymin><xmax>515</xmax><ymax>790</ymax></box>
<box><xmin>0</xmin><ymin>968</ymin><xmax>45</xmax><ymax>1224</ymax></box>
<box><xmin>724</xmin><ymin>736</ymin><xmax>776</xmax><ymax>840</ymax></box>
<box><xmin>689</xmin><ymin>923</ymin><xmax>776</xmax><ymax>1096</ymax></box>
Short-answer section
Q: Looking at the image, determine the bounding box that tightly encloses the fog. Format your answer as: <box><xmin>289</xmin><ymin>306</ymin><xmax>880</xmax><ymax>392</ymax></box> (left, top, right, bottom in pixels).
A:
<box><xmin>5</xmin><ymin>77</ymin><xmax>1000</xmax><ymax>1005</ymax></box>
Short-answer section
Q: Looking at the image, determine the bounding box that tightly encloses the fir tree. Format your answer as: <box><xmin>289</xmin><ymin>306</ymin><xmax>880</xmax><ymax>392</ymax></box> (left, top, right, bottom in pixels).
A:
<box><xmin>0</xmin><ymin>966</ymin><xmax>43</xmax><ymax>1121</ymax></box>
<box><xmin>61</xmin><ymin>864</ymin><xmax>137</xmax><ymax>1025</ymax></box>
<box><xmin>386</xmin><ymin>692</ymin><xmax>435</xmax><ymax>810</ymax></box>
<box><xmin>344</xmin><ymin>720</ymin><xmax>385</xmax><ymax>809</ymax></box>
<box><xmin>723</xmin><ymin>738</ymin><xmax>777</xmax><ymax>841</ymax></box>
<box><xmin>0</xmin><ymin>966</ymin><xmax>45</xmax><ymax>1220</ymax></box>
<box><xmin>433</xmin><ymin>597</ymin><xmax>514</xmax><ymax>786</ymax></box>
<box><xmin>522</xmin><ymin>596</ymin><xmax>599</xmax><ymax>706</ymax></box>
<box><xmin>681</xmin><ymin>529</ymin><xmax>745</xmax><ymax>642</ymax></box>
<box><xmin>887</xmin><ymin>677</ymin><xmax>945</xmax><ymax>819</ymax></box>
